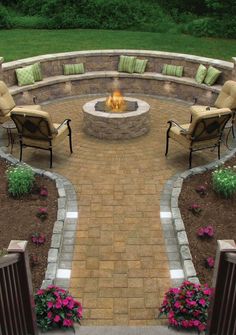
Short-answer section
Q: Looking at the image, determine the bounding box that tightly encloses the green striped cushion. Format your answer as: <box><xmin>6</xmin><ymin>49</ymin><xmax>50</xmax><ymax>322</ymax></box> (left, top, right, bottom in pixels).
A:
<box><xmin>63</xmin><ymin>63</ymin><xmax>85</xmax><ymax>75</ymax></box>
<box><xmin>31</xmin><ymin>62</ymin><xmax>43</xmax><ymax>81</ymax></box>
<box><xmin>195</xmin><ymin>64</ymin><xmax>207</xmax><ymax>84</ymax></box>
<box><xmin>118</xmin><ymin>55</ymin><xmax>136</xmax><ymax>73</ymax></box>
<box><xmin>15</xmin><ymin>66</ymin><xmax>35</xmax><ymax>86</ymax></box>
<box><xmin>134</xmin><ymin>59</ymin><xmax>148</xmax><ymax>74</ymax></box>
<box><xmin>204</xmin><ymin>66</ymin><xmax>221</xmax><ymax>86</ymax></box>
<box><xmin>162</xmin><ymin>64</ymin><xmax>184</xmax><ymax>77</ymax></box>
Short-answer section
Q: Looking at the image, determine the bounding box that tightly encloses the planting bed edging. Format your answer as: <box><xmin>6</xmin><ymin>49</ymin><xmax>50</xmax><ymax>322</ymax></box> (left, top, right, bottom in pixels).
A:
<box><xmin>0</xmin><ymin>147</ymin><xmax>78</xmax><ymax>290</ymax></box>
<box><xmin>161</xmin><ymin>147</ymin><xmax>236</xmax><ymax>287</ymax></box>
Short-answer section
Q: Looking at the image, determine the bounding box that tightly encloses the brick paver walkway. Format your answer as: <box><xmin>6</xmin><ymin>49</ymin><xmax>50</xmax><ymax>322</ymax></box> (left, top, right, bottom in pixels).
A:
<box><xmin>12</xmin><ymin>95</ymin><xmax>225</xmax><ymax>325</ymax></box>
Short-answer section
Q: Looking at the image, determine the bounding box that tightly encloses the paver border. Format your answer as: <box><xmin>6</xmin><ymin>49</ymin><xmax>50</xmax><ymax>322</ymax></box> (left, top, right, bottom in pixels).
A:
<box><xmin>161</xmin><ymin>146</ymin><xmax>236</xmax><ymax>286</ymax></box>
<box><xmin>0</xmin><ymin>147</ymin><xmax>78</xmax><ymax>290</ymax></box>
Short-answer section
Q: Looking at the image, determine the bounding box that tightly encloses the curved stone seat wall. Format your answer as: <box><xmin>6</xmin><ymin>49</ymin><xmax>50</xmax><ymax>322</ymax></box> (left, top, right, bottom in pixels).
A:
<box><xmin>0</xmin><ymin>50</ymin><xmax>235</xmax><ymax>105</ymax></box>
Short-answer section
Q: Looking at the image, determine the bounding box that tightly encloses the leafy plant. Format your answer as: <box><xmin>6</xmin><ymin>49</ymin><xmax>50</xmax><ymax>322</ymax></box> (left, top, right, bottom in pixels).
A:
<box><xmin>159</xmin><ymin>281</ymin><xmax>212</xmax><ymax>332</ymax></box>
<box><xmin>195</xmin><ymin>185</ymin><xmax>207</xmax><ymax>197</ymax></box>
<box><xmin>31</xmin><ymin>232</ymin><xmax>46</xmax><ymax>245</ymax></box>
<box><xmin>36</xmin><ymin>207</ymin><xmax>48</xmax><ymax>222</ymax></box>
<box><xmin>205</xmin><ymin>257</ymin><xmax>215</xmax><ymax>269</ymax></box>
<box><xmin>188</xmin><ymin>203</ymin><xmax>202</xmax><ymax>215</ymax></box>
<box><xmin>197</xmin><ymin>225</ymin><xmax>214</xmax><ymax>238</ymax></box>
<box><xmin>6</xmin><ymin>165</ymin><xmax>35</xmax><ymax>197</ymax></box>
<box><xmin>35</xmin><ymin>285</ymin><xmax>82</xmax><ymax>332</ymax></box>
<box><xmin>212</xmin><ymin>167</ymin><xmax>236</xmax><ymax>198</ymax></box>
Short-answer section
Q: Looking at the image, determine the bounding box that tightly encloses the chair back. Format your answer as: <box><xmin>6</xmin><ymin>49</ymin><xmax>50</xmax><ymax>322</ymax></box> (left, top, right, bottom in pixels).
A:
<box><xmin>11</xmin><ymin>108</ymin><xmax>58</xmax><ymax>141</ymax></box>
<box><xmin>214</xmin><ymin>80</ymin><xmax>236</xmax><ymax>109</ymax></box>
<box><xmin>188</xmin><ymin>109</ymin><xmax>232</xmax><ymax>143</ymax></box>
<box><xmin>0</xmin><ymin>81</ymin><xmax>16</xmax><ymax>117</ymax></box>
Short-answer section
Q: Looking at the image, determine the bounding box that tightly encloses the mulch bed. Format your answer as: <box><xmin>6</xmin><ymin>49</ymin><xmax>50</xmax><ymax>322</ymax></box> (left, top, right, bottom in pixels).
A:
<box><xmin>178</xmin><ymin>154</ymin><xmax>236</xmax><ymax>286</ymax></box>
<box><xmin>0</xmin><ymin>159</ymin><xmax>58</xmax><ymax>292</ymax></box>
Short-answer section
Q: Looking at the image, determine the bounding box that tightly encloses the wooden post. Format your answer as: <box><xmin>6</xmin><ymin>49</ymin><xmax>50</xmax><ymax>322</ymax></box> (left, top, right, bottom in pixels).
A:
<box><xmin>7</xmin><ymin>240</ymin><xmax>38</xmax><ymax>335</ymax></box>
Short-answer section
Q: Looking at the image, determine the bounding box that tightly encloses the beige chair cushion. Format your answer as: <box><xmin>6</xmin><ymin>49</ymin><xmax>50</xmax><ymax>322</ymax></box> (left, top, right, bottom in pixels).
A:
<box><xmin>11</xmin><ymin>107</ymin><xmax>58</xmax><ymax>136</ymax></box>
<box><xmin>190</xmin><ymin>105</ymin><xmax>218</xmax><ymax>122</ymax></box>
<box><xmin>0</xmin><ymin>81</ymin><xmax>16</xmax><ymax>116</ymax></box>
<box><xmin>214</xmin><ymin>80</ymin><xmax>236</xmax><ymax>109</ymax></box>
<box><xmin>22</xmin><ymin>122</ymin><xmax>69</xmax><ymax>149</ymax></box>
<box><xmin>12</xmin><ymin>104</ymin><xmax>42</xmax><ymax>111</ymax></box>
<box><xmin>0</xmin><ymin>111</ymin><xmax>11</xmax><ymax>123</ymax></box>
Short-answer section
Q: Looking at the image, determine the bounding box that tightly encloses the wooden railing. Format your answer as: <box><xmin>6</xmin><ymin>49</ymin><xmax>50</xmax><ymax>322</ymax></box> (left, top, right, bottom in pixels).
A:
<box><xmin>0</xmin><ymin>240</ymin><xmax>38</xmax><ymax>335</ymax></box>
<box><xmin>207</xmin><ymin>240</ymin><xmax>236</xmax><ymax>335</ymax></box>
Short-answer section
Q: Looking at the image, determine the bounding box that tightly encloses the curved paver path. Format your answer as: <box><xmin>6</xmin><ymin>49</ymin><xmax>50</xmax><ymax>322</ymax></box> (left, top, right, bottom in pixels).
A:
<box><xmin>9</xmin><ymin>95</ymin><xmax>229</xmax><ymax>325</ymax></box>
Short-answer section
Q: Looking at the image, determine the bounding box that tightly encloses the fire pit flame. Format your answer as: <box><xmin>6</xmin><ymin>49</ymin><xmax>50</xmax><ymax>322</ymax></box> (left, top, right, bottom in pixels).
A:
<box><xmin>106</xmin><ymin>90</ymin><xmax>126</xmax><ymax>112</ymax></box>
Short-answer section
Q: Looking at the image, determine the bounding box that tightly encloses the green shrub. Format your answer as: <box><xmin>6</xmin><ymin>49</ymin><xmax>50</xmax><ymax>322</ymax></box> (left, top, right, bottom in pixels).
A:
<box><xmin>182</xmin><ymin>17</ymin><xmax>236</xmax><ymax>39</ymax></box>
<box><xmin>212</xmin><ymin>167</ymin><xmax>236</xmax><ymax>198</ymax></box>
<box><xmin>10</xmin><ymin>15</ymin><xmax>49</xmax><ymax>28</ymax></box>
<box><xmin>0</xmin><ymin>4</ymin><xmax>12</xmax><ymax>28</ymax></box>
<box><xmin>6</xmin><ymin>165</ymin><xmax>35</xmax><ymax>197</ymax></box>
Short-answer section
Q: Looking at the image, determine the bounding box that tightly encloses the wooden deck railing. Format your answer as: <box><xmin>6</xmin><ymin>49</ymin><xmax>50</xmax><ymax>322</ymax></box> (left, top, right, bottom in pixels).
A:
<box><xmin>207</xmin><ymin>240</ymin><xmax>236</xmax><ymax>335</ymax></box>
<box><xmin>0</xmin><ymin>240</ymin><xmax>38</xmax><ymax>335</ymax></box>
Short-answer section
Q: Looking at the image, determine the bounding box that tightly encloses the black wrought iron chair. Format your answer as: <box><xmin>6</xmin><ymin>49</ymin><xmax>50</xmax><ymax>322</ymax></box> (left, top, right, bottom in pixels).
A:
<box><xmin>165</xmin><ymin>108</ymin><xmax>233</xmax><ymax>169</ymax></box>
<box><xmin>11</xmin><ymin>107</ymin><xmax>73</xmax><ymax>168</ymax></box>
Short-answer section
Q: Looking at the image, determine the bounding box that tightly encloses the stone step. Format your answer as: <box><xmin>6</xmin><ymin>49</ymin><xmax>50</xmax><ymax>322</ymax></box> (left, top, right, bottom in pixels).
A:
<box><xmin>39</xmin><ymin>326</ymin><xmax>201</xmax><ymax>335</ymax></box>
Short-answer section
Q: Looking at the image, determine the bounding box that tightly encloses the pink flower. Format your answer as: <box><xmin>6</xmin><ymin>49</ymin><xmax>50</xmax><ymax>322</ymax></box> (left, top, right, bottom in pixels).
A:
<box><xmin>36</xmin><ymin>289</ymin><xmax>44</xmax><ymax>296</ymax></box>
<box><xmin>199</xmin><ymin>298</ymin><xmax>206</xmax><ymax>306</ymax></box>
<box><xmin>198</xmin><ymin>323</ymin><xmax>206</xmax><ymax>331</ymax></box>
<box><xmin>181</xmin><ymin>320</ymin><xmax>189</xmax><ymax>328</ymax></box>
<box><xmin>206</xmin><ymin>257</ymin><xmax>215</xmax><ymax>268</ymax></box>
<box><xmin>174</xmin><ymin>301</ymin><xmax>181</xmax><ymax>308</ymax></box>
<box><xmin>186</xmin><ymin>299</ymin><xmax>197</xmax><ymax>307</ymax></box>
<box><xmin>47</xmin><ymin>301</ymin><xmax>54</xmax><ymax>309</ymax></box>
<box><xmin>47</xmin><ymin>311</ymin><xmax>53</xmax><ymax>319</ymax></box>
<box><xmin>203</xmin><ymin>288</ymin><xmax>212</xmax><ymax>295</ymax></box>
<box><xmin>54</xmin><ymin>315</ymin><xmax>61</xmax><ymax>323</ymax></box>
<box><xmin>55</xmin><ymin>300</ymin><xmax>62</xmax><ymax>309</ymax></box>
<box><xmin>62</xmin><ymin>298</ymin><xmax>69</xmax><ymax>306</ymax></box>
<box><xmin>63</xmin><ymin>319</ymin><xmax>73</xmax><ymax>327</ymax></box>
<box><xmin>40</xmin><ymin>186</ymin><xmax>48</xmax><ymax>197</ymax></box>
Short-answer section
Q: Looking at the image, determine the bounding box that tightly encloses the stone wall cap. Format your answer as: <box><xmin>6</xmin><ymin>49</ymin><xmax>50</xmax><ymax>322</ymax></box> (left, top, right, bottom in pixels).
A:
<box><xmin>3</xmin><ymin>50</ymin><xmax>233</xmax><ymax>70</ymax></box>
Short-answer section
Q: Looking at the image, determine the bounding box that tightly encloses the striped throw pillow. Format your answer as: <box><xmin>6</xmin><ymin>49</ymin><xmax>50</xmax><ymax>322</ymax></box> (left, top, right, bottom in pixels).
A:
<box><xmin>16</xmin><ymin>66</ymin><xmax>35</xmax><ymax>86</ymax></box>
<box><xmin>195</xmin><ymin>64</ymin><xmax>207</xmax><ymax>84</ymax></box>
<box><xmin>134</xmin><ymin>59</ymin><xmax>148</xmax><ymax>74</ymax></box>
<box><xmin>63</xmin><ymin>63</ymin><xmax>85</xmax><ymax>75</ymax></box>
<box><xmin>162</xmin><ymin>64</ymin><xmax>184</xmax><ymax>77</ymax></box>
<box><xmin>204</xmin><ymin>66</ymin><xmax>221</xmax><ymax>86</ymax></box>
<box><xmin>31</xmin><ymin>62</ymin><xmax>43</xmax><ymax>81</ymax></box>
<box><xmin>118</xmin><ymin>55</ymin><xmax>136</xmax><ymax>73</ymax></box>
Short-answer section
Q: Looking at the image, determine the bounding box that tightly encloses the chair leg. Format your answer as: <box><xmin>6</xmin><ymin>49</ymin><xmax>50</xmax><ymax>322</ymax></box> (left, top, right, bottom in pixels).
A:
<box><xmin>165</xmin><ymin>133</ymin><xmax>169</xmax><ymax>156</ymax></box>
<box><xmin>218</xmin><ymin>144</ymin><xmax>221</xmax><ymax>159</ymax></box>
<box><xmin>189</xmin><ymin>149</ymin><xmax>192</xmax><ymax>169</ymax></box>
<box><xmin>49</xmin><ymin>148</ymin><xmax>53</xmax><ymax>168</ymax></box>
<box><xmin>232</xmin><ymin>124</ymin><xmax>235</xmax><ymax>138</ymax></box>
<box><xmin>20</xmin><ymin>142</ymin><xmax>23</xmax><ymax>162</ymax></box>
<box><xmin>69</xmin><ymin>133</ymin><xmax>73</xmax><ymax>153</ymax></box>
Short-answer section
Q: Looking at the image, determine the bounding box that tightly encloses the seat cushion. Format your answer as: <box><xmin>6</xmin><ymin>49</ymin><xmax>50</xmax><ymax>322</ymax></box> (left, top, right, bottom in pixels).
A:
<box><xmin>0</xmin><ymin>81</ymin><xmax>16</xmax><ymax>116</ymax></box>
<box><xmin>214</xmin><ymin>80</ymin><xmax>236</xmax><ymax>109</ymax></box>
<box><xmin>22</xmin><ymin>122</ymin><xmax>69</xmax><ymax>148</ymax></box>
<box><xmin>118</xmin><ymin>55</ymin><xmax>137</xmax><ymax>74</ymax></box>
<box><xmin>195</xmin><ymin>64</ymin><xmax>207</xmax><ymax>84</ymax></box>
<box><xmin>204</xmin><ymin>66</ymin><xmax>221</xmax><ymax>86</ymax></box>
<box><xmin>134</xmin><ymin>59</ymin><xmax>148</xmax><ymax>74</ymax></box>
<box><xmin>162</xmin><ymin>64</ymin><xmax>183</xmax><ymax>77</ymax></box>
<box><xmin>15</xmin><ymin>66</ymin><xmax>35</xmax><ymax>86</ymax></box>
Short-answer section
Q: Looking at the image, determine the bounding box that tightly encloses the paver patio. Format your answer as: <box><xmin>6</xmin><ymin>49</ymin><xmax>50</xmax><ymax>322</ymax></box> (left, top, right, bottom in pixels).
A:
<box><xmin>4</xmin><ymin>94</ymin><xmax>230</xmax><ymax>326</ymax></box>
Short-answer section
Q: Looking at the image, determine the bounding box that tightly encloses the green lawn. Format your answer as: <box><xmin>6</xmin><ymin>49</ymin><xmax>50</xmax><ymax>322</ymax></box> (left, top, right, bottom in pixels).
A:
<box><xmin>0</xmin><ymin>29</ymin><xmax>236</xmax><ymax>62</ymax></box>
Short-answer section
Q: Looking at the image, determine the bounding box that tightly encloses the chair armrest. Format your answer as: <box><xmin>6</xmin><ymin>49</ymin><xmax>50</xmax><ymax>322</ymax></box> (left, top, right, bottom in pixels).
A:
<box><xmin>167</xmin><ymin>120</ymin><xmax>188</xmax><ymax>134</ymax></box>
<box><xmin>56</xmin><ymin>119</ymin><xmax>72</xmax><ymax>130</ymax></box>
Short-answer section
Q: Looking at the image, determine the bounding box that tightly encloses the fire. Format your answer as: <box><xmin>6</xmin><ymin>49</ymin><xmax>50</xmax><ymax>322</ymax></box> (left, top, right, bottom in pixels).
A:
<box><xmin>106</xmin><ymin>90</ymin><xmax>126</xmax><ymax>112</ymax></box>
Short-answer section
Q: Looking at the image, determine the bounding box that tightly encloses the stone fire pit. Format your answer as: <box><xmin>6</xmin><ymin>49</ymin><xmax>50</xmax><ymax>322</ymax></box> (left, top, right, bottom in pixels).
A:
<box><xmin>82</xmin><ymin>97</ymin><xmax>150</xmax><ymax>140</ymax></box>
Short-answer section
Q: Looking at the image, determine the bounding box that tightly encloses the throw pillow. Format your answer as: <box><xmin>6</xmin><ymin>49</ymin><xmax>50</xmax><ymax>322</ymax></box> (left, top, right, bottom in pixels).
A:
<box><xmin>15</xmin><ymin>66</ymin><xmax>35</xmax><ymax>86</ymax></box>
<box><xmin>195</xmin><ymin>64</ymin><xmax>207</xmax><ymax>84</ymax></box>
<box><xmin>31</xmin><ymin>62</ymin><xmax>43</xmax><ymax>81</ymax></box>
<box><xmin>134</xmin><ymin>59</ymin><xmax>148</xmax><ymax>74</ymax></box>
<box><xmin>204</xmin><ymin>66</ymin><xmax>221</xmax><ymax>86</ymax></box>
<box><xmin>63</xmin><ymin>63</ymin><xmax>85</xmax><ymax>75</ymax></box>
<box><xmin>118</xmin><ymin>55</ymin><xmax>136</xmax><ymax>73</ymax></box>
<box><xmin>162</xmin><ymin>64</ymin><xmax>184</xmax><ymax>77</ymax></box>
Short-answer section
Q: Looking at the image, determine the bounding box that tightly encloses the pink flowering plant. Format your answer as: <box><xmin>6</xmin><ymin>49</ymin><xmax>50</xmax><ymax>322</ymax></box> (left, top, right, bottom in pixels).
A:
<box><xmin>197</xmin><ymin>225</ymin><xmax>214</xmax><ymax>238</ymax></box>
<box><xmin>31</xmin><ymin>232</ymin><xmax>46</xmax><ymax>245</ymax></box>
<box><xmin>159</xmin><ymin>281</ymin><xmax>212</xmax><ymax>332</ymax></box>
<box><xmin>195</xmin><ymin>185</ymin><xmax>207</xmax><ymax>197</ymax></box>
<box><xmin>35</xmin><ymin>285</ymin><xmax>82</xmax><ymax>331</ymax></box>
<box><xmin>40</xmin><ymin>186</ymin><xmax>48</xmax><ymax>198</ymax></box>
<box><xmin>36</xmin><ymin>207</ymin><xmax>48</xmax><ymax>222</ymax></box>
<box><xmin>189</xmin><ymin>203</ymin><xmax>202</xmax><ymax>215</ymax></box>
<box><xmin>205</xmin><ymin>257</ymin><xmax>215</xmax><ymax>269</ymax></box>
